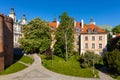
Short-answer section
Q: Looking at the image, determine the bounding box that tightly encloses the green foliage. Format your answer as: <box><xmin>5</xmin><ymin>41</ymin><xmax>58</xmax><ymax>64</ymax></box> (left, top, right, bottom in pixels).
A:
<box><xmin>41</xmin><ymin>54</ymin><xmax>99</xmax><ymax>78</ymax></box>
<box><xmin>112</xmin><ymin>25</ymin><xmax>120</xmax><ymax>33</ymax></box>
<box><xmin>107</xmin><ymin>36</ymin><xmax>120</xmax><ymax>51</ymax></box>
<box><xmin>54</xmin><ymin>12</ymin><xmax>74</xmax><ymax>59</ymax></box>
<box><xmin>103</xmin><ymin>49</ymin><xmax>120</xmax><ymax>74</ymax></box>
<box><xmin>80</xmin><ymin>51</ymin><xmax>101</xmax><ymax>68</ymax></box>
<box><xmin>19</xmin><ymin>18</ymin><xmax>51</xmax><ymax>54</ymax></box>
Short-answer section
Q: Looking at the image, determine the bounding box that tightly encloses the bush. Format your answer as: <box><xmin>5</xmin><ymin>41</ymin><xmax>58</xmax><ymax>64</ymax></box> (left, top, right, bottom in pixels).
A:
<box><xmin>79</xmin><ymin>51</ymin><xmax>101</xmax><ymax>68</ymax></box>
<box><xmin>103</xmin><ymin>49</ymin><xmax>120</xmax><ymax>74</ymax></box>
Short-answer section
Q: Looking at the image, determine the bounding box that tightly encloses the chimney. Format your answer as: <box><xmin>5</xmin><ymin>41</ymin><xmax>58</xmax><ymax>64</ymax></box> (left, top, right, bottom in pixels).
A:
<box><xmin>74</xmin><ymin>20</ymin><xmax>76</xmax><ymax>28</ymax></box>
<box><xmin>56</xmin><ymin>21</ymin><xmax>59</xmax><ymax>28</ymax></box>
<box><xmin>81</xmin><ymin>19</ymin><xmax>84</xmax><ymax>29</ymax></box>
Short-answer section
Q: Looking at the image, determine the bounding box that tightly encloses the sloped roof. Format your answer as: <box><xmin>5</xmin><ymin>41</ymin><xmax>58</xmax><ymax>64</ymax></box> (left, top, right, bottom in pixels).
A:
<box><xmin>49</xmin><ymin>21</ymin><xmax>57</xmax><ymax>30</ymax></box>
<box><xmin>82</xmin><ymin>24</ymin><xmax>106</xmax><ymax>34</ymax></box>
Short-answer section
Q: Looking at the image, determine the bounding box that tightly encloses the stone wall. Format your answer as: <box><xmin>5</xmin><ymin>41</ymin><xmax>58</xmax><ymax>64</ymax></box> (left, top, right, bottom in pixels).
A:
<box><xmin>0</xmin><ymin>14</ymin><xmax>13</xmax><ymax>71</ymax></box>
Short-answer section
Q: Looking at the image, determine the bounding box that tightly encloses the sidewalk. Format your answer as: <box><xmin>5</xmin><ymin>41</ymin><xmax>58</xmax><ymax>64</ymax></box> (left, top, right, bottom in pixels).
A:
<box><xmin>0</xmin><ymin>54</ymin><xmax>114</xmax><ymax>80</ymax></box>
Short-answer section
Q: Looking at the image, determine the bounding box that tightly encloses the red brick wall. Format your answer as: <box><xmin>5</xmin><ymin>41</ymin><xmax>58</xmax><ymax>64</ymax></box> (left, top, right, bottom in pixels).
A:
<box><xmin>0</xmin><ymin>14</ymin><xmax>13</xmax><ymax>71</ymax></box>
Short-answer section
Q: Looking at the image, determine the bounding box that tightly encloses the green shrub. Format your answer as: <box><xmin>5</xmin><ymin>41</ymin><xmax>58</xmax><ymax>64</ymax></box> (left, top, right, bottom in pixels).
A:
<box><xmin>79</xmin><ymin>51</ymin><xmax>101</xmax><ymax>68</ymax></box>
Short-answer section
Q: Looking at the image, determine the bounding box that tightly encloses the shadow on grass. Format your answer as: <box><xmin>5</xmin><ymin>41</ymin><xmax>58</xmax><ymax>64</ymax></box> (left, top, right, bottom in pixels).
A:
<box><xmin>95</xmin><ymin>64</ymin><xmax>108</xmax><ymax>73</ymax></box>
<box><xmin>13</xmin><ymin>48</ymin><xmax>24</xmax><ymax>62</ymax></box>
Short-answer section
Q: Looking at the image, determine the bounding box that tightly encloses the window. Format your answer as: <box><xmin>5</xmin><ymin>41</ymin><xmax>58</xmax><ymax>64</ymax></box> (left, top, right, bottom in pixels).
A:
<box><xmin>92</xmin><ymin>43</ymin><xmax>95</xmax><ymax>48</ymax></box>
<box><xmin>99</xmin><ymin>36</ymin><xmax>102</xmax><ymax>41</ymax></box>
<box><xmin>76</xmin><ymin>28</ymin><xmax>80</xmax><ymax>32</ymax></box>
<box><xmin>92</xmin><ymin>36</ymin><xmax>95</xmax><ymax>41</ymax></box>
<box><xmin>85</xmin><ymin>43</ymin><xmax>88</xmax><ymax>48</ymax></box>
<box><xmin>85</xmin><ymin>36</ymin><xmax>88</xmax><ymax>41</ymax></box>
<box><xmin>94</xmin><ymin>28</ymin><xmax>98</xmax><ymax>33</ymax></box>
<box><xmin>99</xmin><ymin>44</ymin><xmax>102</xmax><ymax>48</ymax></box>
<box><xmin>87</xmin><ymin>28</ymin><xmax>92</xmax><ymax>33</ymax></box>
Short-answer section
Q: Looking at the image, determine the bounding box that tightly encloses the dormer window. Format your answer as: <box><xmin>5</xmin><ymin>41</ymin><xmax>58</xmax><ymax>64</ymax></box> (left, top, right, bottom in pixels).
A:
<box><xmin>87</xmin><ymin>28</ymin><xmax>92</xmax><ymax>33</ymax></box>
<box><xmin>76</xmin><ymin>27</ymin><xmax>80</xmax><ymax>32</ymax></box>
<box><xmin>94</xmin><ymin>28</ymin><xmax>98</xmax><ymax>33</ymax></box>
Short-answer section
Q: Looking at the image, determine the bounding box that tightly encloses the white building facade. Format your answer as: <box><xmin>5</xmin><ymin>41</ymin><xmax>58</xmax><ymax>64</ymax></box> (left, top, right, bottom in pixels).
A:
<box><xmin>9</xmin><ymin>8</ymin><xmax>27</xmax><ymax>47</ymax></box>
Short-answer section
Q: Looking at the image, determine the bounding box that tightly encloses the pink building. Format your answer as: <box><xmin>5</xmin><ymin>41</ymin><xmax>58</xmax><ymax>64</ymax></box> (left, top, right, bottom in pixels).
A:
<box><xmin>74</xmin><ymin>20</ymin><xmax>107</xmax><ymax>55</ymax></box>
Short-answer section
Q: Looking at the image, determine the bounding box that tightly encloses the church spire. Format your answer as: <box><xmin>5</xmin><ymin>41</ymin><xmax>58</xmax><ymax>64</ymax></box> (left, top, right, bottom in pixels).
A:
<box><xmin>9</xmin><ymin>8</ymin><xmax>16</xmax><ymax>22</ymax></box>
<box><xmin>90</xmin><ymin>17</ymin><xmax>96</xmax><ymax>25</ymax></box>
<box><xmin>10</xmin><ymin>8</ymin><xmax>16</xmax><ymax>15</ymax></box>
<box><xmin>22</xmin><ymin>14</ymin><xmax>26</xmax><ymax>20</ymax></box>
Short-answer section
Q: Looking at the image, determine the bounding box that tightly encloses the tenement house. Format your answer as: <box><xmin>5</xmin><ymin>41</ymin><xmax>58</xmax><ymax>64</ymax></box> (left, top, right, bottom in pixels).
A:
<box><xmin>74</xmin><ymin>19</ymin><xmax>107</xmax><ymax>55</ymax></box>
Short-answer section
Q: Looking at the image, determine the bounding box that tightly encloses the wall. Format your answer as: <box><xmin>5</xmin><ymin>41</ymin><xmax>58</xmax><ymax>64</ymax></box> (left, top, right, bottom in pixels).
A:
<box><xmin>0</xmin><ymin>14</ymin><xmax>13</xmax><ymax>71</ymax></box>
<box><xmin>80</xmin><ymin>33</ymin><xmax>107</xmax><ymax>55</ymax></box>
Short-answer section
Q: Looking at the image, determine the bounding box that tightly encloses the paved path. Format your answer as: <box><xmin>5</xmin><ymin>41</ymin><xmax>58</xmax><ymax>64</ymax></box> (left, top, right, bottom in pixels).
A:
<box><xmin>0</xmin><ymin>54</ymin><xmax>114</xmax><ymax>80</ymax></box>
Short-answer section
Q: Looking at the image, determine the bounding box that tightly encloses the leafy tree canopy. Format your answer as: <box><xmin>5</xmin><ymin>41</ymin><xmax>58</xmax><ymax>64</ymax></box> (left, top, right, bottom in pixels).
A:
<box><xmin>19</xmin><ymin>18</ymin><xmax>51</xmax><ymax>54</ymax></box>
<box><xmin>54</xmin><ymin>12</ymin><xmax>74</xmax><ymax>59</ymax></box>
<box><xmin>112</xmin><ymin>25</ymin><xmax>120</xmax><ymax>33</ymax></box>
<box><xmin>107</xmin><ymin>36</ymin><xmax>120</xmax><ymax>51</ymax></box>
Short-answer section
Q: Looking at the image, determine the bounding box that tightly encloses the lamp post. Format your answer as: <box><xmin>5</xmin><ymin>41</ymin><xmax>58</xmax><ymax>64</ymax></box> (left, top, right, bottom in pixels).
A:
<box><xmin>92</xmin><ymin>56</ymin><xmax>94</xmax><ymax>75</ymax></box>
<box><xmin>65</xmin><ymin>32</ymin><xmax>68</xmax><ymax>61</ymax></box>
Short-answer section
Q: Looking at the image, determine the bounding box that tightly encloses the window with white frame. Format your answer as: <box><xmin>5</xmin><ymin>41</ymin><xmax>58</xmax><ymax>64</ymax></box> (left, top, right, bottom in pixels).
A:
<box><xmin>85</xmin><ymin>36</ymin><xmax>88</xmax><ymax>41</ymax></box>
<box><xmin>99</xmin><ymin>44</ymin><xmax>102</xmax><ymax>48</ymax></box>
<box><xmin>85</xmin><ymin>43</ymin><xmax>88</xmax><ymax>48</ymax></box>
<box><xmin>99</xmin><ymin>36</ymin><xmax>102</xmax><ymax>41</ymax></box>
<box><xmin>92</xmin><ymin>43</ymin><xmax>95</xmax><ymax>48</ymax></box>
<box><xmin>94</xmin><ymin>28</ymin><xmax>98</xmax><ymax>33</ymax></box>
<box><xmin>87</xmin><ymin>28</ymin><xmax>92</xmax><ymax>33</ymax></box>
<box><xmin>92</xmin><ymin>36</ymin><xmax>95</xmax><ymax>41</ymax></box>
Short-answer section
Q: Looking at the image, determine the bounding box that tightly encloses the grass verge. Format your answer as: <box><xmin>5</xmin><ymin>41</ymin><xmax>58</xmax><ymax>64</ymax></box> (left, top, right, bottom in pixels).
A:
<box><xmin>0</xmin><ymin>55</ymin><xmax>33</xmax><ymax>75</ymax></box>
<box><xmin>0</xmin><ymin>62</ymin><xmax>27</xmax><ymax>75</ymax></box>
<box><xmin>41</xmin><ymin>54</ymin><xmax>99</xmax><ymax>78</ymax></box>
<box><xmin>19</xmin><ymin>55</ymin><xmax>34</xmax><ymax>64</ymax></box>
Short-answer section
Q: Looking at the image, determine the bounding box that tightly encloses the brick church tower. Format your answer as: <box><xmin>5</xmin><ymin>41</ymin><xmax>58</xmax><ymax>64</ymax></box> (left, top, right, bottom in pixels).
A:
<box><xmin>0</xmin><ymin>14</ymin><xmax>13</xmax><ymax>71</ymax></box>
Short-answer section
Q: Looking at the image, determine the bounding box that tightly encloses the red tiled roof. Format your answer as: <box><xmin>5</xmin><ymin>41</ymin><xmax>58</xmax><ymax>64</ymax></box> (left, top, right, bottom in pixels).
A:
<box><xmin>49</xmin><ymin>21</ymin><xmax>57</xmax><ymax>30</ymax></box>
<box><xmin>82</xmin><ymin>24</ymin><xmax>106</xmax><ymax>33</ymax></box>
<box><xmin>49</xmin><ymin>21</ymin><xmax>106</xmax><ymax>33</ymax></box>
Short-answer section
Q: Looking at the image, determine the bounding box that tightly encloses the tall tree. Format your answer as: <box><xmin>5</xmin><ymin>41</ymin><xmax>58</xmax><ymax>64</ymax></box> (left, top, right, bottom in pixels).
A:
<box><xmin>54</xmin><ymin>12</ymin><xmax>74</xmax><ymax>61</ymax></box>
<box><xmin>112</xmin><ymin>25</ymin><xmax>120</xmax><ymax>34</ymax></box>
<box><xmin>19</xmin><ymin>18</ymin><xmax>51</xmax><ymax>54</ymax></box>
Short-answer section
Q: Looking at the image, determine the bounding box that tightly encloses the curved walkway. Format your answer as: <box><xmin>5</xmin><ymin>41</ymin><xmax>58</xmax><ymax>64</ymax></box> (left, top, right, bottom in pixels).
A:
<box><xmin>0</xmin><ymin>54</ymin><xmax>114</xmax><ymax>80</ymax></box>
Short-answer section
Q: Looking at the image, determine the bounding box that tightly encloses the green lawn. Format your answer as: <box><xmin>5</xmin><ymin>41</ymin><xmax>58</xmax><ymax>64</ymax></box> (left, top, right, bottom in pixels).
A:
<box><xmin>19</xmin><ymin>55</ymin><xmax>34</xmax><ymax>64</ymax></box>
<box><xmin>0</xmin><ymin>62</ymin><xmax>27</xmax><ymax>75</ymax></box>
<box><xmin>0</xmin><ymin>55</ymin><xmax>34</xmax><ymax>75</ymax></box>
<box><xmin>41</xmin><ymin>55</ymin><xmax>99</xmax><ymax>78</ymax></box>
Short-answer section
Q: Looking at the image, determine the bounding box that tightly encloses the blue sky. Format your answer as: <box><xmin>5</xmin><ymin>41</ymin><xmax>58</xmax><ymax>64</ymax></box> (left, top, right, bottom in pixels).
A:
<box><xmin>0</xmin><ymin>0</ymin><xmax>120</xmax><ymax>27</ymax></box>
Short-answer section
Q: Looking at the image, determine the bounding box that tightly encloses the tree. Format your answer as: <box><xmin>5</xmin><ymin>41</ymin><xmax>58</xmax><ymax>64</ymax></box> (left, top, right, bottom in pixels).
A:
<box><xmin>107</xmin><ymin>36</ymin><xmax>120</xmax><ymax>51</ymax></box>
<box><xmin>103</xmin><ymin>49</ymin><xmax>120</xmax><ymax>74</ymax></box>
<box><xmin>54</xmin><ymin>12</ymin><xmax>74</xmax><ymax>61</ymax></box>
<box><xmin>19</xmin><ymin>18</ymin><xmax>52</xmax><ymax>54</ymax></box>
<box><xmin>112</xmin><ymin>25</ymin><xmax>120</xmax><ymax>34</ymax></box>
<box><xmin>79</xmin><ymin>51</ymin><xmax>101</xmax><ymax>68</ymax></box>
